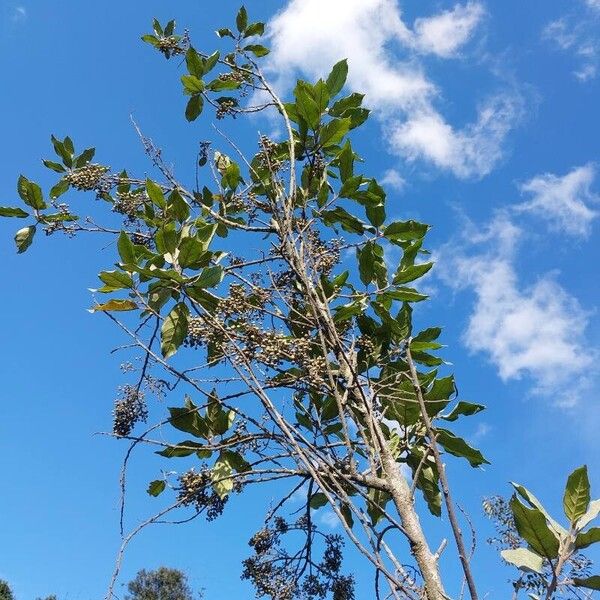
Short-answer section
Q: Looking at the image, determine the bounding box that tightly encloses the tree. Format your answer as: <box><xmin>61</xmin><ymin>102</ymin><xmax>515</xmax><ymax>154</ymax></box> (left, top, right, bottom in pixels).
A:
<box><xmin>125</xmin><ymin>568</ymin><xmax>196</xmax><ymax>600</ymax></box>
<box><xmin>1</xmin><ymin>6</ymin><xmax>599</xmax><ymax>600</ymax></box>
<box><xmin>0</xmin><ymin>581</ymin><xmax>14</xmax><ymax>600</ymax></box>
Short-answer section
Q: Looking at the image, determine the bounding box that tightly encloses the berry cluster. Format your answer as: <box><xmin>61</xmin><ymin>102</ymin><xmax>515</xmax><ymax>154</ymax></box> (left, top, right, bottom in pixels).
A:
<box><xmin>66</xmin><ymin>164</ymin><xmax>109</xmax><ymax>191</ymax></box>
<box><xmin>114</xmin><ymin>190</ymin><xmax>146</xmax><ymax>217</ymax></box>
<box><xmin>216</xmin><ymin>98</ymin><xmax>237</xmax><ymax>119</ymax></box>
<box><xmin>112</xmin><ymin>385</ymin><xmax>147</xmax><ymax>437</ymax></box>
<box><xmin>177</xmin><ymin>469</ymin><xmax>228</xmax><ymax>521</ymax></box>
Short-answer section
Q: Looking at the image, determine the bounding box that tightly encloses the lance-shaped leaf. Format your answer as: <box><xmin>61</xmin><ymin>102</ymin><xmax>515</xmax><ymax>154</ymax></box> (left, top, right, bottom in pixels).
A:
<box><xmin>500</xmin><ymin>548</ymin><xmax>544</xmax><ymax>574</ymax></box>
<box><xmin>161</xmin><ymin>302</ymin><xmax>189</xmax><ymax>358</ymax></box>
<box><xmin>442</xmin><ymin>401</ymin><xmax>485</xmax><ymax>422</ymax></box>
<box><xmin>510</xmin><ymin>495</ymin><xmax>560</xmax><ymax>559</ymax></box>
<box><xmin>511</xmin><ymin>482</ymin><xmax>568</xmax><ymax>537</ymax></box>
<box><xmin>326</xmin><ymin>59</ymin><xmax>348</xmax><ymax>97</ymax></box>
<box><xmin>157</xmin><ymin>440</ymin><xmax>206</xmax><ymax>458</ymax></box>
<box><xmin>436</xmin><ymin>429</ymin><xmax>489</xmax><ymax>467</ymax></box>
<box><xmin>0</xmin><ymin>207</ymin><xmax>29</xmax><ymax>218</ymax></box>
<box><xmin>91</xmin><ymin>299</ymin><xmax>138</xmax><ymax>312</ymax></box>
<box><xmin>576</xmin><ymin>527</ymin><xmax>600</xmax><ymax>549</ymax></box>
<box><xmin>564</xmin><ymin>465</ymin><xmax>590</xmax><ymax>524</ymax></box>
<box><xmin>577</xmin><ymin>499</ymin><xmax>600</xmax><ymax>530</ymax></box>
<box><xmin>573</xmin><ymin>576</ymin><xmax>600</xmax><ymax>590</ymax></box>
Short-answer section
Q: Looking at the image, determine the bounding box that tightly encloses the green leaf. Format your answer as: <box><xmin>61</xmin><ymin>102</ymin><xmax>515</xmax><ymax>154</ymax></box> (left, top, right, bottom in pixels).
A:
<box><xmin>222</xmin><ymin>162</ymin><xmax>242</xmax><ymax>189</ymax></box>
<box><xmin>204</xmin><ymin>51</ymin><xmax>220</xmax><ymax>74</ymax></box>
<box><xmin>98</xmin><ymin>270</ymin><xmax>134</xmax><ymax>292</ymax></box>
<box><xmin>510</xmin><ymin>495</ymin><xmax>560</xmax><ymax>559</ymax></box>
<box><xmin>168</xmin><ymin>397</ymin><xmax>208</xmax><ymax>438</ymax></box>
<box><xmin>576</xmin><ymin>527</ymin><xmax>600</xmax><ymax>549</ymax></box>
<box><xmin>500</xmin><ymin>548</ymin><xmax>544</xmax><ymax>574</ymax></box>
<box><xmin>193</xmin><ymin>266</ymin><xmax>224</xmax><ymax>289</ymax></box>
<box><xmin>74</xmin><ymin>147</ymin><xmax>95</xmax><ymax>168</ymax></box>
<box><xmin>164</xmin><ymin>19</ymin><xmax>175</xmax><ymax>36</ymax></box>
<box><xmin>386</xmin><ymin>287</ymin><xmax>428</xmax><ymax>302</ymax></box>
<box><xmin>212</xmin><ymin>453</ymin><xmax>234</xmax><ymax>498</ymax></box>
<box><xmin>442</xmin><ymin>401</ymin><xmax>485</xmax><ymax>422</ymax></box>
<box><xmin>156</xmin><ymin>223</ymin><xmax>178</xmax><ymax>255</ymax></box>
<box><xmin>0</xmin><ymin>207</ymin><xmax>29</xmax><ymax>218</ymax></box>
<box><xmin>157</xmin><ymin>441</ymin><xmax>205</xmax><ymax>458</ymax></box>
<box><xmin>294</xmin><ymin>81</ymin><xmax>321</xmax><ymax>129</ymax></box>
<box><xmin>329</xmin><ymin>93</ymin><xmax>364</xmax><ymax>117</ymax></box>
<box><xmin>185</xmin><ymin>48</ymin><xmax>204</xmax><ymax>78</ymax></box>
<box><xmin>216</xmin><ymin>28</ymin><xmax>234</xmax><ymax>38</ymax></box>
<box><xmin>147</xmin><ymin>480</ymin><xmax>166</xmax><ymax>497</ymax></box>
<box><xmin>141</xmin><ymin>34</ymin><xmax>159</xmax><ymax>47</ymax></box>
<box><xmin>244</xmin><ymin>44</ymin><xmax>270</xmax><ymax>57</ymax></box>
<box><xmin>186</xmin><ymin>95</ymin><xmax>204</xmax><ymax>122</ymax></box>
<box><xmin>385</xmin><ymin>220</ymin><xmax>429</xmax><ymax>243</ymax></box>
<box><xmin>91</xmin><ymin>299</ymin><xmax>138</xmax><ymax>312</ymax></box>
<box><xmin>244</xmin><ymin>22</ymin><xmax>265</xmax><ymax>37</ymax></box>
<box><xmin>337</xmin><ymin>141</ymin><xmax>354</xmax><ymax>183</ymax></box>
<box><xmin>573</xmin><ymin>576</ymin><xmax>600</xmax><ymax>590</ymax></box>
<box><xmin>42</xmin><ymin>160</ymin><xmax>66</xmax><ymax>173</ymax></box>
<box><xmin>152</xmin><ymin>18</ymin><xmax>163</xmax><ymax>36</ymax></box>
<box><xmin>326</xmin><ymin>59</ymin><xmax>348</xmax><ymax>97</ymax></box>
<box><xmin>393</xmin><ymin>262</ymin><xmax>433</xmax><ymax>285</ymax></box>
<box><xmin>49</xmin><ymin>178</ymin><xmax>70</xmax><ymax>199</ymax></box>
<box><xmin>117</xmin><ymin>231</ymin><xmax>136</xmax><ymax>264</ymax></box>
<box><xmin>310</xmin><ymin>492</ymin><xmax>328</xmax><ymax>510</ymax></box>
<box><xmin>18</xmin><ymin>176</ymin><xmax>46</xmax><ymax>209</ymax></box>
<box><xmin>340</xmin><ymin>503</ymin><xmax>354</xmax><ymax>529</ymax></box>
<box><xmin>437</xmin><ymin>429</ymin><xmax>489</xmax><ymax>467</ymax></box>
<box><xmin>236</xmin><ymin>5</ymin><xmax>248</xmax><ymax>32</ymax></box>
<box><xmin>564</xmin><ymin>465</ymin><xmax>590</xmax><ymax>524</ymax></box>
<box><xmin>424</xmin><ymin>376</ymin><xmax>456</xmax><ymax>401</ymax></box>
<box><xmin>357</xmin><ymin>241</ymin><xmax>386</xmax><ymax>287</ymax></box>
<box><xmin>50</xmin><ymin>134</ymin><xmax>73</xmax><ymax>167</ymax></box>
<box><xmin>161</xmin><ymin>302</ymin><xmax>189</xmax><ymax>359</ymax></box>
<box><xmin>220</xmin><ymin>450</ymin><xmax>251</xmax><ymax>473</ymax></box>
<box><xmin>146</xmin><ymin>179</ymin><xmax>166</xmax><ymax>208</ymax></box>
<box><xmin>178</xmin><ymin>237</ymin><xmax>207</xmax><ymax>269</ymax></box>
<box><xmin>320</xmin><ymin>118</ymin><xmax>351</xmax><ymax>148</ymax></box>
<box><xmin>321</xmin><ymin>207</ymin><xmax>367</xmax><ymax>234</ymax></box>
<box><xmin>14</xmin><ymin>225</ymin><xmax>35</xmax><ymax>253</ymax></box>
<box><xmin>181</xmin><ymin>74</ymin><xmax>205</xmax><ymax>95</ymax></box>
<box><xmin>577</xmin><ymin>499</ymin><xmax>600</xmax><ymax>530</ymax></box>
<box><xmin>511</xmin><ymin>483</ymin><xmax>568</xmax><ymax>538</ymax></box>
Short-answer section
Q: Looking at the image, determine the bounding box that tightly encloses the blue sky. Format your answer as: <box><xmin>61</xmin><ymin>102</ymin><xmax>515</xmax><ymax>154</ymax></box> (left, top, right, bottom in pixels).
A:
<box><xmin>0</xmin><ymin>0</ymin><xmax>599</xmax><ymax>598</ymax></box>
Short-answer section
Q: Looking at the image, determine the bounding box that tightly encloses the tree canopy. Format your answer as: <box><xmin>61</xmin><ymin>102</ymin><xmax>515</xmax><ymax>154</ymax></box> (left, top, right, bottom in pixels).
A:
<box><xmin>1</xmin><ymin>5</ymin><xmax>599</xmax><ymax>600</ymax></box>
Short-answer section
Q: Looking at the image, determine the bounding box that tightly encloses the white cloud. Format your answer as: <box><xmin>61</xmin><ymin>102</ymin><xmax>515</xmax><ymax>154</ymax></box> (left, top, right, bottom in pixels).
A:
<box><xmin>380</xmin><ymin>169</ymin><xmax>406</xmax><ymax>192</ymax></box>
<box><xmin>543</xmin><ymin>12</ymin><xmax>599</xmax><ymax>81</ymax></box>
<box><xmin>438</xmin><ymin>213</ymin><xmax>595</xmax><ymax>407</ymax></box>
<box><xmin>585</xmin><ymin>0</ymin><xmax>600</xmax><ymax>10</ymax></box>
<box><xmin>515</xmin><ymin>165</ymin><xmax>598</xmax><ymax>237</ymax></box>
<box><xmin>413</xmin><ymin>2</ymin><xmax>485</xmax><ymax>58</ymax></box>
<box><xmin>389</xmin><ymin>94</ymin><xmax>522</xmax><ymax>178</ymax></box>
<box><xmin>266</xmin><ymin>0</ymin><xmax>521</xmax><ymax>178</ymax></box>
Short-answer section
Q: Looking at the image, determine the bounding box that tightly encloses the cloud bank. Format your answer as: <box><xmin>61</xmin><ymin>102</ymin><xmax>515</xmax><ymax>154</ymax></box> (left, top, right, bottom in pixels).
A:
<box><xmin>266</xmin><ymin>0</ymin><xmax>522</xmax><ymax>178</ymax></box>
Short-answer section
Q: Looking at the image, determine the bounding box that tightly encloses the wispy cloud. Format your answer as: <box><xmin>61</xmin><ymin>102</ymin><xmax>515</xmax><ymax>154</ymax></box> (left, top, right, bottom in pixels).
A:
<box><xmin>266</xmin><ymin>0</ymin><xmax>522</xmax><ymax>179</ymax></box>
<box><xmin>515</xmin><ymin>165</ymin><xmax>598</xmax><ymax>238</ymax></box>
<box><xmin>437</xmin><ymin>212</ymin><xmax>595</xmax><ymax>408</ymax></box>
<box><xmin>380</xmin><ymin>169</ymin><xmax>406</xmax><ymax>192</ymax></box>
<box><xmin>543</xmin><ymin>5</ymin><xmax>600</xmax><ymax>82</ymax></box>
<box><xmin>10</xmin><ymin>5</ymin><xmax>26</xmax><ymax>23</ymax></box>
